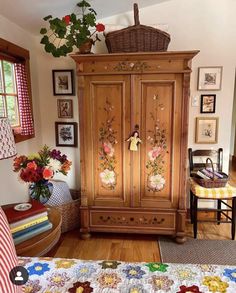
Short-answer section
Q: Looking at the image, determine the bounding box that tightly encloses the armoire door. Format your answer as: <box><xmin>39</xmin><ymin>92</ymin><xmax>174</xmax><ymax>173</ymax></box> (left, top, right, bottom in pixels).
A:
<box><xmin>132</xmin><ymin>74</ymin><xmax>183</xmax><ymax>209</ymax></box>
<box><xmin>82</xmin><ymin>75</ymin><xmax>131</xmax><ymax>207</ymax></box>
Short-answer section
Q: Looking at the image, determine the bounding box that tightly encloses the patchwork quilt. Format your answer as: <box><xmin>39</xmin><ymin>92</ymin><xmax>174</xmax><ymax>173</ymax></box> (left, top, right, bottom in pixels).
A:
<box><xmin>19</xmin><ymin>257</ymin><xmax>236</xmax><ymax>293</ymax></box>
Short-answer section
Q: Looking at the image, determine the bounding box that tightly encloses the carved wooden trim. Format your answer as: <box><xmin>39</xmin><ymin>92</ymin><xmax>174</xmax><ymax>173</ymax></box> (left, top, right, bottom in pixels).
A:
<box><xmin>114</xmin><ymin>61</ymin><xmax>150</xmax><ymax>72</ymax></box>
<box><xmin>178</xmin><ymin>73</ymin><xmax>191</xmax><ymax>210</ymax></box>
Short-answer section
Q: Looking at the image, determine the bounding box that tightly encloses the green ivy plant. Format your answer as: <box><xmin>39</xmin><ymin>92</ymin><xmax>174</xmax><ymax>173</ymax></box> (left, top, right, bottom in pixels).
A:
<box><xmin>40</xmin><ymin>0</ymin><xmax>105</xmax><ymax>57</ymax></box>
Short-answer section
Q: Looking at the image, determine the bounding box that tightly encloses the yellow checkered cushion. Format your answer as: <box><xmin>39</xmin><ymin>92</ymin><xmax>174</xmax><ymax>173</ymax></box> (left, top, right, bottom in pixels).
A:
<box><xmin>189</xmin><ymin>178</ymin><xmax>236</xmax><ymax>199</ymax></box>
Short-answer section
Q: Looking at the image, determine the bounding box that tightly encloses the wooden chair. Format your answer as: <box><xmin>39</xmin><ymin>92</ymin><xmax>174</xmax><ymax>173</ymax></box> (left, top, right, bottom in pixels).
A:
<box><xmin>188</xmin><ymin>148</ymin><xmax>236</xmax><ymax>239</ymax></box>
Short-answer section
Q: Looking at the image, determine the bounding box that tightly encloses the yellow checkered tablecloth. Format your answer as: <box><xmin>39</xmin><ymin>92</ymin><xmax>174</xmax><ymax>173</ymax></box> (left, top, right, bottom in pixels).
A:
<box><xmin>189</xmin><ymin>178</ymin><xmax>236</xmax><ymax>199</ymax></box>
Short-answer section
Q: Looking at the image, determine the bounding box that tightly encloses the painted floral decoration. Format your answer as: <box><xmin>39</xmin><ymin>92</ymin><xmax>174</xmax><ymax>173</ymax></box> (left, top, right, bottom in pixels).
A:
<box><xmin>223</xmin><ymin>268</ymin><xmax>236</xmax><ymax>282</ymax></box>
<box><xmin>99</xmin><ymin>260</ymin><xmax>121</xmax><ymax>269</ymax></box>
<box><xmin>55</xmin><ymin>259</ymin><xmax>76</xmax><ymax>269</ymax></box>
<box><xmin>97</xmin><ymin>272</ymin><xmax>121</xmax><ymax>289</ymax></box>
<box><xmin>99</xmin><ymin>99</ymin><xmax>117</xmax><ymax>190</ymax></box>
<box><xmin>177</xmin><ymin>285</ymin><xmax>202</xmax><ymax>293</ymax></box>
<box><xmin>27</xmin><ymin>262</ymin><xmax>50</xmax><ymax>276</ymax></box>
<box><xmin>145</xmin><ymin>262</ymin><xmax>169</xmax><ymax>272</ymax></box>
<box><xmin>68</xmin><ymin>281</ymin><xmax>94</xmax><ymax>293</ymax></box>
<box><xmin>122</xmin><ymin>265</ymin><xmax>146</xmax><ymax>280</ymax></box>
<box><xmin>202</xmin><ymin>276</ymin><xmax>229</xmax><ymax>293</ymax></box>
<box><xmin>13</xmin><ymin>145</ymin><xmax>72</xmax><ymax>203</ymax></box>
<box><xmin>197</xmin><ymin>264</ymin><xmax>216</xmax><ymax>273</ymax></box>
<box><xmin>149</xmin><ymin>275</ymin><xmax>174</xmax><ymax>291</ymax></box>
<box><xmin>74</xmin><ymin>263</ymin><xmax>96</xmax><ymax>278</ymax></box>
<box><xmin>146</xmin><ymin>94</ymin><xmax>167</xmax><ymax>192</ymax></box>
<box><xmin>23</xmin><ymin>279</ymin><xmax>42</xmax><ymax>293</ymax></box>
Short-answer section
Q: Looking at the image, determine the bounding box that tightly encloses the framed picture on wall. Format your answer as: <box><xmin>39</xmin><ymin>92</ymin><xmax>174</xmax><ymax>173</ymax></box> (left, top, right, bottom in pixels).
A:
<box><xmin>55</xmin><ymin>122</ymin><xmax>77</xmax><ymax>147</ymax></box>
<box><xmin>57</xmin><ymin>99</ymin><xmax>73</xmax><ymax>118</ymax></box>
<box><xmin>52</xmin><ymin>70</ymin><xmax>74</xmax><ymax>95</ymax></box>
<box><xmin>197</xmin><ymin>66</ymin><xmax>222</xmax><ymax>91</ymax></box>
<box><xmin>200</xmin><ymin>94</ymin><xmax>216</xmax><ymax>113</ymax></box>
<box><xmin>195</xmin><ymin>117</ymin><xmax>218</xmax><ymax>144</ymax></box>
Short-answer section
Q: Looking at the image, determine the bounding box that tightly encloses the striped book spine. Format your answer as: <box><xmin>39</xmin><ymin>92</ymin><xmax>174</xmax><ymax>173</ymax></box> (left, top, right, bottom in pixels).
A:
<box><xmin>10</xmin><ymin>211</ymin><xmax>48</xmax><ymax>229</ymax></box>
<box><xmin>13</xmin><ymin>220</ymin><xmax>51</xmax><ymax>239</ymax></box>
<box><xmin>14</xmin><ymin>222</ymin><xmax>53</xmax><ymax>245</ymax></box>
<box><xmin>11</xmin><ymin>216</ymin><xmax>48</xmax><ymax>234</ymax></box>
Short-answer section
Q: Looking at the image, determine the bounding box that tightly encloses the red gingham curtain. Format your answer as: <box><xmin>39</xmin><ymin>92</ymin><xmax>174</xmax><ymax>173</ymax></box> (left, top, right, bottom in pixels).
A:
<box><xmin>15</xmin><ymin>63</ymin><xmax>34</xmax><ymax>135</ymax></box>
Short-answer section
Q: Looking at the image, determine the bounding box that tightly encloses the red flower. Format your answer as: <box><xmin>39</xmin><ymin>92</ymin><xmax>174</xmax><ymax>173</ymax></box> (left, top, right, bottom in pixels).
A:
<box><xmin>177</xmin><ymin>285</ymin><xmax>202</xmax><ymax>293</ymax></box>
<box><xmin>42</xmin><ymin>168</ymin><xmax>53</xmax><ymax>180</ymax></box>
<box><xmin>96</xmin><ymin>23</ymin><xmax>105</xmax><ymax>32</ymax></box>
<box><xmin>20</xmin><ymin>169</ymin><xmax>42</xmax><ymax>183</ymax></box>
<box><xmin>27</xmin><ymin>161</ymin><xmax>37</xmax><ymax>170</ymax></box>
<box><xmin>63</xmin><ymin>15</ymin><xmax>71</xmax><ymax>25</ymax></box>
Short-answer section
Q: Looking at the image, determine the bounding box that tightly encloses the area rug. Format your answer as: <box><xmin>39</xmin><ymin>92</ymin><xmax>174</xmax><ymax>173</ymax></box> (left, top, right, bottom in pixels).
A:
<box><xmin>159</xmin><ymin>237</ymin><xmax>236</xmax><ymax>265</ymax></box>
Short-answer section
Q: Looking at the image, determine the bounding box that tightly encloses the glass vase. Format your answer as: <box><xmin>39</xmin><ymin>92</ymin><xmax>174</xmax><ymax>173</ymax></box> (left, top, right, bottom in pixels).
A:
<box><xmin>29</xmin><ymin>181</ymin><xmax>53</xmax><ymax>204</ymax></box>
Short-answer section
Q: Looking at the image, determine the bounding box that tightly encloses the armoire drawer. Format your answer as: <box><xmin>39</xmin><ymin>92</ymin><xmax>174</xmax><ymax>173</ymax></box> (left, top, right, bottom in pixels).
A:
<box><xmin>90</xmin><ymin>211</ymin><xmax>175</xmax><ymax>230</ymax></box>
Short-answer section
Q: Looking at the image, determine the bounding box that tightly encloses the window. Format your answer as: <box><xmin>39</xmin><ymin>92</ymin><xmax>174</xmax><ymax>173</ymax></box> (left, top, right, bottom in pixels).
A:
<box><xmin>0</xmin><ymin>60</ymin><xmax>20</xmax><ymax>127</ymax></box>
<box><xmin>0</xmin><ymin>38</ymin><xmax>34</xmax><ymax>143</ymax></box>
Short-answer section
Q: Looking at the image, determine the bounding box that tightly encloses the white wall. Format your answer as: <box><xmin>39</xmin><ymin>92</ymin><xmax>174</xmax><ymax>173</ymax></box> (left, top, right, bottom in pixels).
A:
<box><xmin>35</xmin><ymin>49</ymin><xmax>80</xmax><ymax>189</ymax></box>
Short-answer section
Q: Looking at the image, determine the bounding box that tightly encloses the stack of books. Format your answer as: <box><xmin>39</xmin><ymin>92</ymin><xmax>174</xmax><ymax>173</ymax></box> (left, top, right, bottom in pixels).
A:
<box><xmin>4</xmin><ymin>200</ymin><xmax>52</xmax><ymax>245</ymax></box>
<box><xmin>196</xmin><ymin>168</ymin><xmax>224</xmax><ymax>180</ymax></box>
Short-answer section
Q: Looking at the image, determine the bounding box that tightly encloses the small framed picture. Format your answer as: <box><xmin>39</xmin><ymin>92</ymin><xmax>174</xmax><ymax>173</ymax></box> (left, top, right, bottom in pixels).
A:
<box><xmin>200</xmin><ymin>94</ymin><xmax>216</xmax><ymax>113</ymax></box>
<box><xmin>55</xmin><ymin>122</ymin><xmax>78</xmax><ymax>147</ymax></box>
<box><xmin>57</xmin><ymin>99</ymin><xmax>73</xmax><ymax>118</ymax></box>
<box><xmin>195</xmin><ymin>117</ymin><xmax>219</xmax><ymax>144</ymax></box>
<box><xmin>198</xmin><ymin>66</ymin><xmax>223</xmax><ymax>91</ymax></box>
<box><xmin>52</xmin><ymin>70</ymin><xmax>74</xmax><ymax>95</ymax></box>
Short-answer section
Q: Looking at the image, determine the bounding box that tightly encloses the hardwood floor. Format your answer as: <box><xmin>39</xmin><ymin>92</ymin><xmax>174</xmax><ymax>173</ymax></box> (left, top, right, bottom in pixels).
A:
<box><xmin>48</xmin><ymin>159</ymin><xmax>236</xmax><ymax>262</ymax></box>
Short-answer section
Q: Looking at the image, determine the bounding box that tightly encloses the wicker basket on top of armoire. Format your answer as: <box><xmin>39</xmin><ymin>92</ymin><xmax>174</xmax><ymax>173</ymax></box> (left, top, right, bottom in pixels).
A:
<box><xmin>105</xmin><ymin>3</ymin><xmax>171</xmax><ymax>53</ymax></box>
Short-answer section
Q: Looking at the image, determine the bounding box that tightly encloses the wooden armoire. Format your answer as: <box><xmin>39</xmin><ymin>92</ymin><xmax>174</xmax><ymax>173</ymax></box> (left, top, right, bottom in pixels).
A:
<box><xmin>71</xmin><ymin>51</ymin><xmax>199</xmax><ymax>243</ymax></box>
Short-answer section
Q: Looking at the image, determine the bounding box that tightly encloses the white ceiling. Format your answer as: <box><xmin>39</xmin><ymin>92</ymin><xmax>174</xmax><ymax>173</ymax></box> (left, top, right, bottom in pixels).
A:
<box><xmin>0</xmin><ymin>0</ymin><xmax>170</xmax><ymax>35</ymax></box>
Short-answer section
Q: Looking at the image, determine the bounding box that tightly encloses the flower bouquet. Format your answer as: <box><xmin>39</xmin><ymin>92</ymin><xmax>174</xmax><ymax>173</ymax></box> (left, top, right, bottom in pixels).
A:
<box><xmin>13</xmin><ymin>145</ymin><xmax>72</xmax><ymax>203</ymax></box>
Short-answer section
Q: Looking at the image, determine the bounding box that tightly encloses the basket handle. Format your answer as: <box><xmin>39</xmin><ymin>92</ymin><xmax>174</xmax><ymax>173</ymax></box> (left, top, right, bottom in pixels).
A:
<box><xmin>134</xmin><ymin>3</ymin><xmax>140</xmax><ymax>25</ymax></box>
<box><xmin>206</xmin><ymin>157</ymin><xmax>215</xmax><ymax>180</ymax></box>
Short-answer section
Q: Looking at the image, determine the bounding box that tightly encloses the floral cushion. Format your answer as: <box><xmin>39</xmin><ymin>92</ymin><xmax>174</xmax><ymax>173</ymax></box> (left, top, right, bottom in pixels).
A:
<box><xmin>20</xmin><ymin>257</ymin><xmax>236</xmax><ymax>293</ymax></box>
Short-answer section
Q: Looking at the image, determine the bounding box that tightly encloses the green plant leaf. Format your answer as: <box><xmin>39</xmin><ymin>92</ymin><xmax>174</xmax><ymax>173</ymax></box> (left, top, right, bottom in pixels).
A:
<box><xmin>70</xmin><ymin>13</ymin><xmax>77</xmax><ymax>23</ymax></box>
<box><xmin>40</xmin><ymin>28</ymin><xmax>47</xmax><ymax>34</ymax></box>
<box><xmin>43</xmin><ymin>15</ymin><xmax>52</xmax><ymax>21</ymax></box>
<box><xmin>40</xmin><ymin>35</ymin><xmax>49</xmax><ymax>45</ymax></box>
<box><xmin>88</xmin><ymin>8</ymin><xmax>97</xmax><ymax>15</ymax></box>
<box><xmin>77</xmin><ymin>0</ymin><xmax>90</xmax><ymax>8</ymax></box>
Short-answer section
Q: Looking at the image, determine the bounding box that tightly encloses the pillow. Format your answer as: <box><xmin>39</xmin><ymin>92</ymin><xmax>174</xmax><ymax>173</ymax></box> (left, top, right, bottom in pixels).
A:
<box><xmin>0</xmin><ymin>207</ymin><xmax>21</xmax><ymax>293</ymax></box>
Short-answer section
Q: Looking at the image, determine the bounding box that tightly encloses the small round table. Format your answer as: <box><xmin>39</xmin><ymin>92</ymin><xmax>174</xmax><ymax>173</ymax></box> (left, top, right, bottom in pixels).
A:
<box><xmin>3</xmin><ymin>205</ymin><xmax>62</xmax><ymax>257</ymax></box>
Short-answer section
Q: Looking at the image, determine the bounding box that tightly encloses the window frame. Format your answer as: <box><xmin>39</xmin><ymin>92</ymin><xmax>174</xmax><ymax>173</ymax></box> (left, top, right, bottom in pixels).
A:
<box><xmin>0</xmin><ymin>38</ymin><xmax>34</xmax><ymax>143</ymax></box>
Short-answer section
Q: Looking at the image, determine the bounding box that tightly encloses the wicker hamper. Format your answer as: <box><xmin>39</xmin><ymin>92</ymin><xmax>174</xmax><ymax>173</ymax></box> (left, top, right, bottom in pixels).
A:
<box><xmin>55</xmin><ymin>198</ymin><xmax>80</xmax><ymax>233</ymax></box>
<box><xmin>105</xmin><ymin>3</ymin><xmax>170</xmax><ymax>53</ymax></box>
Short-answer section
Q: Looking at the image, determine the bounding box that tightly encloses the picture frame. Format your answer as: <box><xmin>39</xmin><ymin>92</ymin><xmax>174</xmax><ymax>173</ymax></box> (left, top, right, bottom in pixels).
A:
<box><xmin>57</xmin><ymin>99</ymin><xmax>73</xmax><ymax>118</ymax></box>
<box><xmin>52</xmin><ymin>70</ymin><xmax>74</xmax><ymax>95</ymax></box>
<box><xmin>55</xmin><ymin>122</ymin><xmax>78</xmax><ymax>147</ymax></box>
<box><xmin>197</xmin><ymin>66</ymin><xmax>223</xmax><ymax>91</ymax></box>
<box><xmin>195</xmin><ymin>117</ymin><xmax>219</xmax><ymax>144</ymax></box>
<box><xmin>200</xmin><ymin>94</ymin><xmax>216</xmax><ymax>113</ymax></box>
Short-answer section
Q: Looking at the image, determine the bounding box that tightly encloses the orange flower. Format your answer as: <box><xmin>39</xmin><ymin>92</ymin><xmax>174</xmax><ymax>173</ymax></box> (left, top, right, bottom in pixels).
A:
<box><xmin>42</xmin><ymin>168</ymin><xmax>53</xmax><ymax>180</ymax></box>
<box><xmin>61</xmin><ymin>160</ymin><xmax>72</xmax><ymax>173</ymax></box>
<box><xmin>27</xmin><ymin>161</ymin><xmax>37</xmax><ymax>170</ymax></box>
<box><xmin>13</xmin><ymin>156</ymin><xmax>27</xmax><ymax>171</ymax></box>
